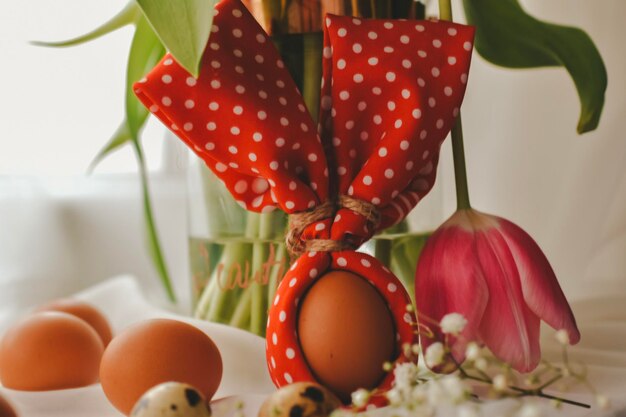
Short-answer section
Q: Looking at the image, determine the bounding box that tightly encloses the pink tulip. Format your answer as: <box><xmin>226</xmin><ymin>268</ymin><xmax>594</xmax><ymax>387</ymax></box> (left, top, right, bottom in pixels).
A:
<box><xmin>415</xmin><ymin>209</ymin><xmax>580</xmax><ymax>373</ymax></box>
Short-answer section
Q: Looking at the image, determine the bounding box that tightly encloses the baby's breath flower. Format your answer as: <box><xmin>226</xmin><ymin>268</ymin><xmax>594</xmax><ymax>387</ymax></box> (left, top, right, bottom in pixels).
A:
<box><xmin>465</xmin><ymin>342</ymin><xmax>481</xmax><ymax>361</ymax></box>
<box><xmin>492</xmin><ymin>374</ymin><xmax>508</xmax><ymax>392</ymax></box>
<box><xmin>351</xmin><ymin>389</ymin><xmax>370</xmax><ymax>408</ymax></box>
<box><xmin>440</xmin><ymin>376</ymin><xmax>468</xmax><ymax>403</ymax></box>
<box><xmin>440</xmin><ymin>313</ymin><xmax>467</xmax><ymax>335</ymax></box>
<box><xmin>425</xmin><ymin>380</ymin><xmax>445</xmax><ymax>405</ymax></box>
<box><xmin>555</xmin><ymin>329</ymin><xmax>570</xmax><ymax>345</ymax></box>
<box><xmin>383</xmin><ymin>361</ymin><xmax>394</xmax><ymax>372</ymax></box>
<box><xmin>411</xmin><ymin>384</ymin><xmax>429</xmax><ymax>404</ymax></box>
<box><xmin>393</xmin><ymin>362</ymin><xmax>419</xmax><ymax>391</ymax></box>
<box><xmin>385</xmin><ymin>388</ymin><xmax>403</xmax><ymax>406</ymax></box>
<box><xmin>596</xmin><ymin>394</ymin><xmax>610</xmax><ymax>410</ymax></box>
<box><xmin>425</xmin><ymin>342</ymin><xmax>445</xmax><ymax>368</ymax></box>
<box><xmin>517</xmin><ymin>403</ymin><xmax>541</xmax><ymax>417</ymax></box>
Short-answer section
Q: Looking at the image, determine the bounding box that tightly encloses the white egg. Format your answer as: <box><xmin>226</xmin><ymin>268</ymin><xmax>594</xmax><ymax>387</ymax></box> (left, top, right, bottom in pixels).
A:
<box><xmin>131</xmin><ymin>382</ymin><xmax>212</xmax><ymax>417</ymax></box>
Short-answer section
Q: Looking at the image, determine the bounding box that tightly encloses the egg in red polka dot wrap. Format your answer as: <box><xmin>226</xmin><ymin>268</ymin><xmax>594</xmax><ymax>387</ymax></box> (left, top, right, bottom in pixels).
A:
<box><xmin>134</xmin><ymin>0</ymin><xmax>474</xmax><ymax>406</ymax></box>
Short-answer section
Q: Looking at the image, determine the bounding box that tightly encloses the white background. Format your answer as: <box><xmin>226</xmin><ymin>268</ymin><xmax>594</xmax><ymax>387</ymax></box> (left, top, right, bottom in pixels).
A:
<box><xmin>0</xmin><ymin>0</ymin><xmax>625</xmax><ymax>312</ymax></box>
<box><xmin>0</xmin><ymin>0</ymin><xmax>163</xmax><ymax>175</ymax></box>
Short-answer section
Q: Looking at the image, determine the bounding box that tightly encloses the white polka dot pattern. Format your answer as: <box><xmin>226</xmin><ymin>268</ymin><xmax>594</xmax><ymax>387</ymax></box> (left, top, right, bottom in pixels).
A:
<box><xmin>133</xmin><ymin>0</ymin><xmax>476</xmax><ymax>407</ymax></box>
<box><xmin>318</xmin><ymin>15</ymin><xmax>475</xmax><ymax>247</ymax></box>
<box><xmin>134</xmin><ymin>0</ymin><xmax>329</xmax><ymax>214</ymax></box>
<box><xmin>134</xmin><ymin>0</ymin><xmax>474</xmax><ymax>230</ymax></box>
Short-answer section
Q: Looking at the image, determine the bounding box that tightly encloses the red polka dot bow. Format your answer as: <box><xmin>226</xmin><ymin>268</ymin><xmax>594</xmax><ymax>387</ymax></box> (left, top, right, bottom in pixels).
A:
<box><xmin>134</xmin><ymin>0</ymin><xmax>474</xmax><ymax>405</ymax></box>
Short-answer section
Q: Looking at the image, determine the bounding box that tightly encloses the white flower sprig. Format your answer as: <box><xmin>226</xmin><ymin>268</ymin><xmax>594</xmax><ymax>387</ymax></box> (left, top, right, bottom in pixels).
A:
<box><xmin>333</xmin><ymin>310</ymin><xmax>609</xmax><ymax>417</ymax></box>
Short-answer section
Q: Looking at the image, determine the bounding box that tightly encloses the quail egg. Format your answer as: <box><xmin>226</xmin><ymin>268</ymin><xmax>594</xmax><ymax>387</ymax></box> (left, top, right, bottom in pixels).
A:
<box><xmin>131</xmin><ymin>382</ymin><xmax>211</xmax><ymax>417</ymax></box>
<box><xmin>259</xmin><ymin>382</ymin><xmax>341</xmax><ymax>417</ymax></box>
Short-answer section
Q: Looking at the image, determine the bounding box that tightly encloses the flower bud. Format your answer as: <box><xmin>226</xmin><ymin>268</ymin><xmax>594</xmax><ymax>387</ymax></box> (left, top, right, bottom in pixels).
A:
<box><xmin>492</xmin><ymin>374</ymin><xmax>507</xmax><ymax>392</ymax></box>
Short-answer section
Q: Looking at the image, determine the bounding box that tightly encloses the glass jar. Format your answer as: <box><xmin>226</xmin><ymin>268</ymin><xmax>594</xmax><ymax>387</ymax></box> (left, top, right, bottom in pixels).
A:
<box><xmin>187</xmin><ymin>0</ymin><xmax>431</xmax><ymax>336</ymax></box>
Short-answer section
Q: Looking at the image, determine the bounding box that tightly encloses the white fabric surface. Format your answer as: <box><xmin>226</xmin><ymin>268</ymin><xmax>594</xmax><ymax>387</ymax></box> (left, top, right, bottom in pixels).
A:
<box><xmin>0</xmin><ymin>276</ymin><xmax>274</xmax><ymax>417</ymax></box>
<box><xmin>1</xmin><ymin>276</ymin><xmax>625</xmax><ymax>417</ymax></box>
<box><xmin>0</xmin><ymin>175</ymin><xmax>192</xmax><ymax>314</ymax></box>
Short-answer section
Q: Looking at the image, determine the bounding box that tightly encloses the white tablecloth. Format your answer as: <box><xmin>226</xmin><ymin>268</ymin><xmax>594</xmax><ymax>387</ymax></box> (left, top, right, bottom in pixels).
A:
<box><xmin>0</xmin><ymin>277</ymin><xmax>274</xmax><ymax>417</ymax></box>
<box><xmin>1</xmin><ymin>276</ymin><xmax>624</xmax><ymax>417</ymax></box>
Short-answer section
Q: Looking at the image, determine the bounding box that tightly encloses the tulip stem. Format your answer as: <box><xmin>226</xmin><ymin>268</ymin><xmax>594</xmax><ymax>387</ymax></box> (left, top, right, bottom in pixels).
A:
<box><xmin>450</xmin><ymin>117</ymin><xmax>471</xmax><ymax>210</ymax></box>
<box><xmin>438</xmin><ymin>0</ymin><xmax>472</xmax><ymax>211</ymax></box>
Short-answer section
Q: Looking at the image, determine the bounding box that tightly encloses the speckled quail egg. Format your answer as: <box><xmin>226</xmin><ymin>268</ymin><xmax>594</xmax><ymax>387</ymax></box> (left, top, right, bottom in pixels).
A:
<box><xmin>258</xmin><ymin>382</ymin><xmax>341</xmax><ymax>417</ymax></box>
<box><xmin>131</xmin><ymin>382</ymin><xmax>211</xmax><ymax>417</ymax></box>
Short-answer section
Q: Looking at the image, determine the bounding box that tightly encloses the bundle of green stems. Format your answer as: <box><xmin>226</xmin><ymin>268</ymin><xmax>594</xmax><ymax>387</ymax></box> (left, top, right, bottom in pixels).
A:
<box><xmin>194</xmin><ymin>0</ymin><xmax>426</xmax><ymax>336</ymax></box>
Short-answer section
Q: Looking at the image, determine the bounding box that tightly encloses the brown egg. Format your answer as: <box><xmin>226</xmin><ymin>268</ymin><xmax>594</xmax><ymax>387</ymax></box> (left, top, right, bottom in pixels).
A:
<box><xmin>36</xmin><ymin>299</ymin><xmax>113</xmax><ymax>346</ymax></box>
<box><xmin>0</xmin><ymin>312</ymin><xmax>104</xmax><ymax>391</ymax></box>
<box><xmin>100</xmin><ymin>319</ymin><xmax>223</xmax><ymax>416</ymax></box>
<box><xmin>297</xmin><ymin>270</ymin><xmax>395</xmax><ymax>402</ymax></box>
<box><xmin>0</xmin><ymin>393</ymin><xmax>18</xmax><ymax>417</ymax></box>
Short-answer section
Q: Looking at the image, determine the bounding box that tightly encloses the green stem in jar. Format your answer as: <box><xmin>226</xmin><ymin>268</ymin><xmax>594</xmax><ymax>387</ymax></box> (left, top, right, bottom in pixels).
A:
<box><xmin>262</xmin><ymin>0</ymin><xmax>284</xmax><ymax>33</ymax></box>
<box><xmin>207</xmin><ymin>242</ymin><xmax>251</xmax><ymax>322</ymax></box>
<box><xmin>302</xmin><ymin>32</ymin><xmax>323</xmax><ymax>123</ymax></box>
<box><xmin>194</xmin><ymin>265</ymin><xmax>220</xmax><ymax>318</ymax></box>
<box><xmin>229</xmin><ymin>288</ymin><xmax>252</xmax><ymax>329</ymax></box>
<box><xmin>369</xmin><ymin>0</ymin><xmax>377</xmax><ymax>18</ymax></box>
<box><xmin>194</xmin><ymin>241</ymin><xmax>249</xmax><ymax>323</ymax></box>
<box><xmin>267</xmin><ymin>242</ymin><xmax>288</xmax><ymax>308</ymax></box>
<box><xmin>193</xmin><ymin>161</ymin><xmax>249</xmax><ymax>320</ymax></box>
<box><xmin>249</xmin><ymin>212</ymin><xmax>274</xmax><ymax>335</ymax></box>
<box><xmin>438</xmin><ymin>0</ymin><xmax>453</xmax><ymax>21</ymax></box>
<box><xmin>351</xmin><ymin>0</ymin><xmax>360</xmax><ymax>16</ymax></box>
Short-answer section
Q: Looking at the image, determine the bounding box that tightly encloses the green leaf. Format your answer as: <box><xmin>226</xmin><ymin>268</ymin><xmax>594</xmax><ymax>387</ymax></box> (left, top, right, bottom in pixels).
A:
<box><xmin>32</xmin><ymin>1</ymin><xmax>141</xmax><ymax>48</ymax></box>
<box><xmin>135</xmin><ymin>0</ymin><xmax>214</xmax><ymax>77</ymax></box>
<box><xmin>463</xmin><ymin>0</ymin><xmax>607</xmax><ymax>133</ymax></box>
<box><xmin>133</xmin><ymin>141</ymin><xmax>177</xmax><ymax>302</ymax></box>
<box><xmin>127</xmin><ymin>16</ymin><xmax>165</xmax><ymax>138</ymax></box>
<box><xmin>87</xmin><ymin>121</ymin><xmax>132</xmax><ymax>173</ymax></box>
<box><xmin>90</xmin><ymin>16</ymin><xmax>164</xmax><ymax>171</ymax></box>
<box><xmin>123</xmin><ymin>17</ymin><xmax>174</xmax><ymax>301</ymax></box>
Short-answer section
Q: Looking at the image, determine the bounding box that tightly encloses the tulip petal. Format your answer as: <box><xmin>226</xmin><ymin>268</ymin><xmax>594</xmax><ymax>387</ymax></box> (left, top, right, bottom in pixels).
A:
<box><xmin>499</xmin><ymin>218</ymin><xmax>580</xmax><ymax>344</ymax></box>
<box><xmin>475</xmin><ymin>227</ymin><xmax>541</xmax><ymax>372</ymax></box>
<box><xmin>415</xmin><ymin>214</ymin><xmax>489</xmax><ymax>367</ymax></box>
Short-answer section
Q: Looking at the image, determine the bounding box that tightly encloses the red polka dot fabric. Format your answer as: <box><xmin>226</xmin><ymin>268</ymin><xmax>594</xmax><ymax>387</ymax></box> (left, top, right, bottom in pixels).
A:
<box><xmin>135</xmin><ymin>0</ymin><xmax>329</xmax><ymax>214</ymax></box>
<box><xmin>319</xmin><ymin>15</ymin><xmax>475</xmax><ymax>246</ymax></box>
<box><xmin>133</xmin><ymin>0</ymin><xmax>475</xmax><ymax>405</ymax></box>
<box><xmin>266</xmin><ymin>250</ymin><xmax>417</xmax><ymax>405</ymax></box>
